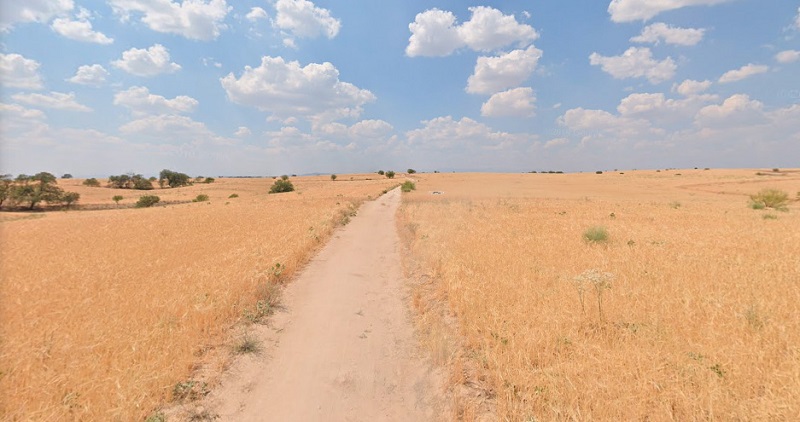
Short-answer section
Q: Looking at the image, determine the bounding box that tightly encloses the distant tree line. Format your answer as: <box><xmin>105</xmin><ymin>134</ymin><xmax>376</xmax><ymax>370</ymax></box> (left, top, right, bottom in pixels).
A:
<box><xmin>0</xmin><ymin>172</ymin><xmax>80</xmax><ymax>210</ymax></box>
<box><xmin>108</xmin><ymin>173</ymin><xmax>154</xmax><ymax>190</ymax></box>
<box><xmin>91</xmin><ymin>169</ymin><xmax>201</xmax><ymax>190</ymax></box>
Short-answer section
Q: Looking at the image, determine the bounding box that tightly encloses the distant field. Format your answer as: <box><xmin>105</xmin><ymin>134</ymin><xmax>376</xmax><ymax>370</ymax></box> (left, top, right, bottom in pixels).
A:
<box><xmin>399</xmin><ymin>169</ymin><xmax>800</xmax><ymax>420</ymax></box>
<box><xmin>0</xmin><ymin>175</ymin><xmax>398</xmax><ymax>420</ymax></box>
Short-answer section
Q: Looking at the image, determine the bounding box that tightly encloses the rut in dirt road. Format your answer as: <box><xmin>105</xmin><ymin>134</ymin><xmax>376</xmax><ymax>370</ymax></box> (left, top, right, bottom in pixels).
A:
<box><xmin>205</xmin><ymin>187</ymin><xmax>442</xmax><ymax>421</ymax></box>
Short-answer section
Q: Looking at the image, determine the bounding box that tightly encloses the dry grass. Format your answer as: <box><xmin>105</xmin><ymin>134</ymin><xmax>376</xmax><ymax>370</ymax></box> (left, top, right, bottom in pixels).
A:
<box><xmin>399</xmin><ymin>169</ymin><xmax>800</xmax><ymax>420</ymax></box>
<box><xmin>0</xmin><ymin>175</ymin><xmax>398</xmax><ymax>421</ymax></box>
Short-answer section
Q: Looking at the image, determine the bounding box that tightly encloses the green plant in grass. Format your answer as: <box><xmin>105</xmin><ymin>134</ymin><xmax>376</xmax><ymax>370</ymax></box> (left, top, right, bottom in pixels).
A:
<box><xmin>269</xmin><ymin>178</ymin><xmax>294</xmax><ymax>194</ymax></box>
<box><xmin>145</xmin><ymin>412</ymin><xmax>166</xmax><ymax>422</ymax></box>
<box><xmin>135</xmin><ymin>195</ymin><xmax>160</xmax><ymax>208</ymax></box>
<box><xmin>401</xmin><ymin>181</ymin><xmax>416</xmax><ymax>192</ymax></box>
<box><xmin>192</xmin><ymin>194</ymin><xmax>209</xmax><ymax>202</ymax></box>
<box><xmin>112</xmin><ymin>195</ymin><xmax>123</xmax><ymax>205</ymax></box>
<box><xmin>228</xmin><ymin>193</ymin><xmax>239</xmax><ymax>198</ymax></box>
<box><xmin>583</xmin><ymin>226</ymin><xmax>608</xmax><ymax>243</ymax></box>
<box><xmin>234</xmin><ymin>334</ymin><xmax>262</xmax><ymax>355</ymax></box>
<box><xmin>172</xmin><ymin>380</ymin><xmax>209</xmax><ymax>402</ymax></box>
<box><xmin>749</xmin><ymin>188</ymin><xmax>789</xmax><ymax>211</ymax></box>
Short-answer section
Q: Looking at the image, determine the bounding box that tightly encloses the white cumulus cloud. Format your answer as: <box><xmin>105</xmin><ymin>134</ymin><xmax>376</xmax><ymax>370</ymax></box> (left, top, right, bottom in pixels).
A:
<box><xmin>119</xmin><ymin>114</ymin><xmax>233</xmax><ymax>145</ymax></box>
<box><xmin>274</xmin><ymin>0</ymin><xmax>340</xmax><ymax>46</ymax></box>
<box><xmin>608</xmin><ymin>0</ymin><xmax>735</xmax><ymax>23</ymax></box>
<box><xmin>466</xmin><ymin>46</ymin><xmax>542</xmax><ymax>95</ymax></box>
<box><xmin>458</xmin><ymin>6</ymin><xmax>539</xmax><ymax>52</ymax></box>
<box><xmin>109</xmin><ymin>0</ymin><xmax>231</xmax><ymax>41</ymax></box>
<box><xmin>67</xmin><ymin>64</ymin><xmax>110</xmax><ymax>86</ymax></box>
<box><xmin>234</xmin><ymin>126</ymin><xmax>251</xmax><ymax>137</ymax></box>
<box><xmin>0</xmin><ymin>0</ymin><xmax>74</xmax><ymax>32</ymax></box>
<box><xmin>672</xmin><ymin>79</ymin><xmax>712</xmax><ymax>97</ymax></box>
<box><xmin>630</xmin><ymin>22</ymin><xmax>705</xmax><ymax>46</ymax></box>
<box><xmin>406</xmin><ymin>6</ymin><xmax>537</xmax><ymax>57</ymax></box>
<box><xmin>775</xmin><ymin>50</ymin><xmax>800</xmax><ymax>64</ymax></box>
<box><xmin>11</xmin><ymin>91</ymin><xmax>91</xmax><ymax>112</ymax></box>
<box><xmin>112</xmin><ymin>44</ymin><xmax>181</xmax><ymax>77</ymax></box>
<box><xmin>589</xmin><ymin>47</ymin><xmax>676</xmax><ymax>84</ymax></box>
<box><xmin>246</xmin><ymin>6</ymin><xmax>267</xmax><ymax>21</ymax></box>
<box><xmin>718</xmin><ymin>63</ymin><xmax>769</xmax><ymax>83</ymax></box>
<box><xmin>51</xmin><ymin>16</ymin><xmax>113</xmax><ymax>44</ymax></box>
<box><xmin>406</xmin><ymin>116</ymin><xmax>526</xmax><ymax>150</ymax></box>
<box><xmin>0</xmin><ymin>53</ymin><xmax>44</xmax><ymax>89</ymax></box>
<box><xmin>695</xmin><ymin>94</ymin><xmax>766</xmax><ymax>127</ymax></box>
<box><xmin>481</xmin><ymin>87</ymin><xmax>536</xmax><ymax>117</ymax></box>
<box><xmin>113</xmin><ymin>86</ymin><xmax>198</xmax><ymax>115</ymax></box>
<box><xmin>616</xmin><ymin>91</ymin><xmax>717</xmax><ymax>124</ymax></box>
<box><xmin>220</xmin><ymin>56</ymin><xmax>376</xmax><ymax>123</ymax></box>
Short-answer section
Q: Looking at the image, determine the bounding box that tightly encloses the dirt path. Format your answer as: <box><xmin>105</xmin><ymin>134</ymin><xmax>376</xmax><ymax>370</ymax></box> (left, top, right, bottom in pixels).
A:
<box><xmin>203</xmin><ymin>188</ymin><xmax>441</xmax><ymax>421</ymax></box>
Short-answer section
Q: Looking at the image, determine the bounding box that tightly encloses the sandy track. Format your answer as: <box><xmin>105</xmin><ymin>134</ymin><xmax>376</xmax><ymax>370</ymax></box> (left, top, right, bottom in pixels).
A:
<box><xmin>204</xmin><ymin>188</ymin><xmax>441</xmax><ymax>421</ymax></box>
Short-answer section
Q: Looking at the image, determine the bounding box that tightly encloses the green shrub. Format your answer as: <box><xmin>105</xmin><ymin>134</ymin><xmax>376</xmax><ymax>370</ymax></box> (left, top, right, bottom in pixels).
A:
<box><xmin>269</xmin><ymin>178</ymin><xmax>294</xmax><ymax>194</ymax></box>
<box><xmin>203</xmin><ymin>177</ymin><xmax>215</xmax><ymax>183</ymax></box>
<box><xmin>749</xmin><ymin>189</ymin><xmax>789</xmax><ymax>210</ymax></box>
<box><xmin>331</xmin><ymin>174</ymin><xmax>337</xmax><ymax>181</ymax></box>
<box><xmin>135</xmin><ymin>195</ymin><xmax>160</xmax><ymax>208</ymax></box>
<box><xmin>280</xmin><ymin>175</ymin><xmax>289</xmax><ymax>181</ymax></box>
<box><xmin>228</xmin><ymin>193</ymin><xmax>239</xmax><ymax>198</ymax></box>
<box><xmin>583</xmin><ymin>226</ymin><xmax>609</xmax><ymax>243</ymax></box>
<box><xmin>377</xmin><ymin>170</ymin><xmax>385</xmax><ymax>175</ymax></box>
<box><xmin>749</xmin><ymin>201</ymin><xmax>766</xmax><ymax>210</ymax></box>
<box><xmin>401</xmin><ymin>181</ymin><xmax>416</xmax><ymax>192</ymax></box>
<box><xmin>595</xmin><ymin>171</ymin><xmax>603</xmax><ymax>174</ymax></box>
<box><xmin>112</xmin><ymin>195</ymin><xmax>123</xmax><ymax>205</ymax></box>
<box><xmin>385</xmin><ymin>170</ymin><xmax>396</xmax><ymax>179</ymax></box>
<box><xmin>62</xmin><ymin>174</ymin><xmax>73</xmax><ymax>179</ymax></box>
<box><xmin>407</xmin><ymin>168</ymin><xmax>417</xmax><ymax>174</ymax></box>
<box><xmin>193</xmin><ymin>194</ymin><xmax>209</xmax><ymax>202</ymax></box>
<box><xmin>83</xmin><ymin>178</ymin><xmax>100</xmax><ymax>187</ymax></box>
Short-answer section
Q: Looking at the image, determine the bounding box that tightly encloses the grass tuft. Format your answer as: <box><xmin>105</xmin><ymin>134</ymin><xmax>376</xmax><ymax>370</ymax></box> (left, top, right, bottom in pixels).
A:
<box><xmin>583</xmin><ymin>226</ymin><xmax>608</xmax><ymax>243</ymax></box>
<box><xmin>749</xmin><ymin>188</ymin><xmax>789</xmax><ymax>210</ymax></box>
<box><xmin>234</xmin><ymin>335</ymin><xmax>262</xmax><ymax>355</ymax></box>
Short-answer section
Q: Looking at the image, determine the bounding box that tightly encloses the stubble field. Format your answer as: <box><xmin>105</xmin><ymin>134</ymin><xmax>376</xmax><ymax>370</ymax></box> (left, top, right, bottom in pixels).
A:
<box><xmin>0</xmin><ymin>175</ymin><xmax>398</xmax><ymax>421</ymax></box>
<box><xmin>399</xmin><ymin>169</ymin><xmax>800</xmax><ymax>420</ymax></box>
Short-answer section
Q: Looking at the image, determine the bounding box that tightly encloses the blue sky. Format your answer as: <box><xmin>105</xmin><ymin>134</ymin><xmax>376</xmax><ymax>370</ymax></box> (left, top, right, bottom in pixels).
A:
<box><xmin>1</xmin><ymin>0</ymin><xmax>798</xmax><ymax>177</ymax></box>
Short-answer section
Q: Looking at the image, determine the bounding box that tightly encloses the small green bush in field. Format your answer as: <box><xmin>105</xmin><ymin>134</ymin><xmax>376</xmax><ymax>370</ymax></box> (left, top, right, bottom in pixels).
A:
<box><xmin>193</xmin><ymin>194</ymin><xmax>209</xmax><ymax>202</ymax></box>
<box><xmin>749</xmin><ymin>189</ymin><xmax>789</xmax><ymax>211</ymax></box>
<box><xmin>269</xmin><ymin>178</ymin><xmax>294</xmax><ymax>194</ymax></box>
<box><xmin>583</xmin><ymin>226</ymin><xmax>608</xmax><ymax>243</ymax></box>
<box><xmin>135</xmin><ymin>195</ymin><xmax>160</xmax><ymax>208</ymax></box>
<box><xmin>401</xmin><ymin>181</ymin><xmax>416</xmax><ymax>192</ymax></box>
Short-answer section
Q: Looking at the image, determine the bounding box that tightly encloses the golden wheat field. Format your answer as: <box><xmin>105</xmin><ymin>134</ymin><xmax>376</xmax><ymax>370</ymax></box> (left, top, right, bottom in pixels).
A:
<box><xmin>0</xmin><ymin>175</ymin><xmax>398</xmax><ymax>421</ymax></box>
<box><xmin>399</xmin><ymin>169</ymin><xmax>800</xmax><ymax>421</ymax></box>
